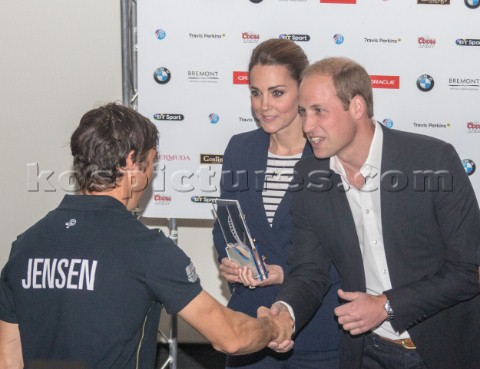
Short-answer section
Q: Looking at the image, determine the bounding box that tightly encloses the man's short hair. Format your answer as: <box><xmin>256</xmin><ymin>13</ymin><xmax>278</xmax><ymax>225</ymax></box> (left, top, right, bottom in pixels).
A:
<box><xmin>70</xmin><ymin>102</ymin><xmax>158</xmax><ymax>192</ymax></box>
<box><xmin>302</xmin><ymin>57</ymin><xmax>374</xmax><ymax>118</ymax></box>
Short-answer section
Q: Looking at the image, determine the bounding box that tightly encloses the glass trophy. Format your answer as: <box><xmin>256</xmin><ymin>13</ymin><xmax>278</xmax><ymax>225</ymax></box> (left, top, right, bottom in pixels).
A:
<box><xmin>213</xmin><ymin>199</ymin><xmax>268</xmax><ymax>281</ymax></box>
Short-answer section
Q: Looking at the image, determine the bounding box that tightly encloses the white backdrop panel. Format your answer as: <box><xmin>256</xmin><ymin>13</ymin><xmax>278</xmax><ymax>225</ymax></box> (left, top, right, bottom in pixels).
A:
<box><xmin>137</xmin><ymin>0</ymin><xmax>479</xmax><ymax>220</ymax></box>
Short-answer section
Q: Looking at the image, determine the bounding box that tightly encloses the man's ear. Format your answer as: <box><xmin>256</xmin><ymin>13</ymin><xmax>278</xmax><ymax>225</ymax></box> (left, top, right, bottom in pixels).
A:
<box><xmin>125</xmin><ymin>150</ymin><xmax>137</xmax><ymax>170</ymax></box>
<box><xmin>349</xmin><ymin>95</ymin><xmax>366</xmax><ymax>119</ymax></box>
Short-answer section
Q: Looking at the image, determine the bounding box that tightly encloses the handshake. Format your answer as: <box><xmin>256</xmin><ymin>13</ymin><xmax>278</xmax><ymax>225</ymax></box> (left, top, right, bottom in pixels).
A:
<box><xmin>256</xmin><ymin>302</ymin><xmax>295</xmax><ymax>353</ymax></box>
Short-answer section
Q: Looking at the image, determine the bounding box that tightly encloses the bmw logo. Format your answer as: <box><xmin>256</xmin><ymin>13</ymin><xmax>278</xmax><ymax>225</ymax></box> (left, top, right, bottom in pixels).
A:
<box><xmin>465</xmin><ymin>0</ymin><xmax>480</xmax><ymax>9</ymax></box>
<box><xmin>462</xmin><ymin>159</ymin><xmax>476</xmax><ymax>176</ymax></box>
<box><xmin>154</xmin><ymin>67</ymin><xmax>171</xmax><ymax>84</ymax></box>
<box><xmin>416</xmin><ymin>74</ymin><xmax>434</xmax><ymax>92</ymax></box>
<box><xmin>334</xmin><ymin>34</ymin><xmax>344</xmax><ymax>45</ymax></box>
<box><xmin>382</xmin><ymin>118</ymin><xmax>394</xmax><ymax>128</ymax></box>
<box><xmin>155</xmin><ymin>29</ymin><xmax>166</xmax><ymax>40</ymax></box>
<box><xmin>209</xmin><ymin>113</ymin><xmax>220</xmax><ymax>124</ymax></box>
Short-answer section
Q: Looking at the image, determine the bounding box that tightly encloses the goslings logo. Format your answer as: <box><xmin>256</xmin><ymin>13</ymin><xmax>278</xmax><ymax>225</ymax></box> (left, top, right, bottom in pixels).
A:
<box><xmin>242</xmin><ymin>32</ymin><xmax>260</xmax><ymax>43</ymax></box>
<box><xmin>209</xmin><ymin>113</ymin><xmax>220</xmax><ymax>124</ymax></box>
<box><xmin>467</xmin><ymin>121</ymin><xmax>480</xmax><ymax>133</ymax></box>
<box><xmin>418</xmin><ymin>36</ymin><xmax>436</xmax><ymax>48</ymax></box>
<box><xmin>153</xmin><ymin>113</ymin><xmax>184</xmax><ymax>121</ymax></box>
<box><xmin>382</xmin><ymin>118</ymin><xmax>394</xmax><ymax>128</ymax></box>
<box><xmin>191</xmin><ymin>196</ymin><xmax>219</xmax><ymax>203</ymax></box>
<box><xmin>233</xmin><ymin>71</ymin><xmax>249</xmax><ymax>84</ymax></box>
<box><xmin>279</xmin><ymin>34</ymin><xmax>311</xmax><ymax>42</ymax></box>
<box><xmin>448</xmin><ymin>77</ymin><xmax>480</xmax><ymax>91</ymax></box>
<box><xmin>456</xmin><ymin>38</ymin><xmax>480</xmax><ymax>46</ymax></box>
<box><xmin>370</xmin><ymin>75</ymin><xmax>400</xmax><ymax>89</ymax></box>
<box><xmin>188</xmin><ymin>70</ymin><xmax>219</xmax><ymax>83</ymax></box>
<box><xmin>465</xmin><ymin>0</ymin><xmax>480</xmax><ymax>9</ymax></box>
<box><xmin>153</xmin><ymin>194</ymin><xmax>172</xmax><ymax>205</ymax></box>
<box><xmin>462</xmin><ymin>159</ymin><xmax>476</xmax><ymax>176</ymax></box>
<box><xmin>200</xmin><ymin>154</ymin><xmax>224</xmax><ymax>165</ymax></box>
<box><xmin>416</xmin><ymin>74</ymin><xmax>434</xmax><ymax>92</ymax></box>
<box><xmin>320</xmin><ymin>0</ymin><xmax>356</xmax><ymax>3</ymax></box>
<box><xmin>154</xmin><ymin>67</ymin><xmax>171</xmax><ymax>84</ymax></box>
<box><xmin>417</xmin><ymin>0</ymin><xmax>450</xmax><ymax>4</ymax></box>
<box><xmin>155</xmin><ymin>29</ymin><xmax>166</xmax><ymax>40</ymax></box>
<box><xmin>333</xmin><ymin>34</ymin><xmax>345</xmax><ymax>44</ymax></box>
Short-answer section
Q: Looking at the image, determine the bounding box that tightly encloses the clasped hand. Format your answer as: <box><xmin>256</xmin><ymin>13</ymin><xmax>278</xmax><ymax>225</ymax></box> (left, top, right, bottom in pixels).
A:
<box><xmin>257</xmin><ymin>303</ymin><xmax>294</xmax><ymax>352</ymax></box>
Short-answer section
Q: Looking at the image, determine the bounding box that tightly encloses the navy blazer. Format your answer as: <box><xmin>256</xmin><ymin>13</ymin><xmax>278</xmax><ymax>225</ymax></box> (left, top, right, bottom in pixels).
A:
<box><xmin>278</xmin><ymin>124</ymin><xmax>480</xmax><ymax>368</ymax></box>
<box><xmin>213</xmin><ymin>128</ymin><xmax>340</xmax><ymax>352</ymax></box>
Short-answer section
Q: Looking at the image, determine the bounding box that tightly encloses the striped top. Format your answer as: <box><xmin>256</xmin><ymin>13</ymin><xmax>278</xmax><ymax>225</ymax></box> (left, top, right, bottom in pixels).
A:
<box><xmin>263</xmin><ymin>151</ymin><xmax>302</xmax><ymax>226</ymax></box>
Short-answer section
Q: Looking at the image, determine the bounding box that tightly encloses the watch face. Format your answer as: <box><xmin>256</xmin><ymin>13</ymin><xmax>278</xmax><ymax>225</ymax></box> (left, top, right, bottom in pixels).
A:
<box><xmin>384</xmin><ymin>300</ymin><xmax>394</xmax><ymax>320</ymax></box>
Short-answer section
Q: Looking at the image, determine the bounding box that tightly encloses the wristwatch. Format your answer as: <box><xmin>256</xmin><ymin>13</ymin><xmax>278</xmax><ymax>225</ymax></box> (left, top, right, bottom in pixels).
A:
<box><xmin>384</xmin><ymin>299</ymin><xmax>395</xmax><ymax>321</ymax></box>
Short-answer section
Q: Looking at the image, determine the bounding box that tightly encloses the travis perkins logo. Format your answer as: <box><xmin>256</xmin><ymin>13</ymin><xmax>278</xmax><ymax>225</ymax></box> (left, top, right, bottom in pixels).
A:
<box><xmin>200</xmin><ymin>154</ymin><xmax>223</xmax><ymax>164</ymax></box>
<box><xmin>153</xmin><ymin>113</ymin><xmax>184</xmax><ymax>121</ymax></box>
<box><xmin>370</xmin><ymin>75</ymin><xmax>400</xmax><ymax>89</ymax></box>
<box><xmin>279</xmin><ymin>34</ymin><xmax>311</xmax><ymax>42</ymax></box>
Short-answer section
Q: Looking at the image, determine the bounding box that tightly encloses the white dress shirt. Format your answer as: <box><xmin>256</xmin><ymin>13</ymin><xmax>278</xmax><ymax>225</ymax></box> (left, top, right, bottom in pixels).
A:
<box><xmin>330</xmin><ymin>120</ymin><xmax>409</xmax><ymax>340</ymax></box>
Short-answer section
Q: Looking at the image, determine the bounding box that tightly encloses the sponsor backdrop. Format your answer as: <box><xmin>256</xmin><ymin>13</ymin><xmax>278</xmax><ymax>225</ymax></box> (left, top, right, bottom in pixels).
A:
<box><xmin>137</xmin><ymin>0</ymin><xmax>479</xmax><ymax>220</ymax></box>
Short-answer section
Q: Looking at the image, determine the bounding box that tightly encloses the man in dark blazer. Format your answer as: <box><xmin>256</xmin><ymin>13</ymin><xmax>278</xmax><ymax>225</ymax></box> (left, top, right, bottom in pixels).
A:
<box><xmin>271</xmin><ymin>57</ymin><xmax>480</xmax><ymax>369</ymax></box>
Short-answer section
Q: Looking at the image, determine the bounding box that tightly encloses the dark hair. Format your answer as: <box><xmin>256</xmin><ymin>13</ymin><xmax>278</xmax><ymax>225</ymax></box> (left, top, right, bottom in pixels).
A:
<box><xmin>70</xmin><ymin>102</ymin><xmax>158</xmax><ymax>192</ymax></box>
<box><xmin>303</xmin><ymin>57</ymin><xmax>374</xmax><ymax>118</ymax></box>
<box><xmin>248</xmin><ymin>38</ymin><xmax>308</xmax><ymax>84</ymax></box>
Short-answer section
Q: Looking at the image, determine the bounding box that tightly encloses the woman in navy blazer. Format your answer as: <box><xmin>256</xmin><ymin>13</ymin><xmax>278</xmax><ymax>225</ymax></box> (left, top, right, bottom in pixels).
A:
<box><xmin>213</xmin><ymin>38</ymin><xmax>340</xmax><ymax>369</ymax></box>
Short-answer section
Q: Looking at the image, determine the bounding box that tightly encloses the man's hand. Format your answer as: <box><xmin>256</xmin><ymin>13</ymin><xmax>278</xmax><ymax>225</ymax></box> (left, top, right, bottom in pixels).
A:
<box><xmin>238</xmin><ymin>264</ymin><xmax>284</xmax><ymax>288</ymax></box>
<box><xmin>258</xmin><ymin>303</ymin><xmax>294</xmax><ymax>352</ymax></box>
<box><xmin>218</xmin><ymin>258</ymin><xmax>241</xmax><ymax>283</ymax></box>
<box><xmin>334</xmin><ymin>289</ymin><xmax>388</xmax><ymax>335</ymax></box>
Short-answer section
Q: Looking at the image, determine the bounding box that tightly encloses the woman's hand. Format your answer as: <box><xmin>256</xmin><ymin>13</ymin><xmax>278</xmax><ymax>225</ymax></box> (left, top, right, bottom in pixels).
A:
<box><xmin>238</xmin><ymin>263</ymin><xmax>284</xmax><ymax>288</ymax></box>
<box><xmin>218</xmin><ymin>257</ymin><xmax>242</xmax><ymax>283</ymax></box>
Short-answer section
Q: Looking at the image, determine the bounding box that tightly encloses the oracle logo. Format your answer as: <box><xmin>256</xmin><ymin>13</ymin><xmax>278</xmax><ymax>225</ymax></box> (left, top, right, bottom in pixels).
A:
<box><xmin>233</xmin><ymin>71</ymin><xmax>249</xmax><ymax>84</ymax></box>
<box><xmin>370</xmin><ymin>75</ymin><xmax>400</xmax><ymax>89</ymax></box>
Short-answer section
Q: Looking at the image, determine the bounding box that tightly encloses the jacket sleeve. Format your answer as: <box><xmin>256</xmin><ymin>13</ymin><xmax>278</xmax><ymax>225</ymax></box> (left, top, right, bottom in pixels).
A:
<box><xmin>385</xmin><ymin>142</ymin><xmax>480</xmax><ymax>333</ymax></box>
<box><xmin>275</xmin><ymin>162</ymin><xmax>333</xmax><ymax>332</ymax></box>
